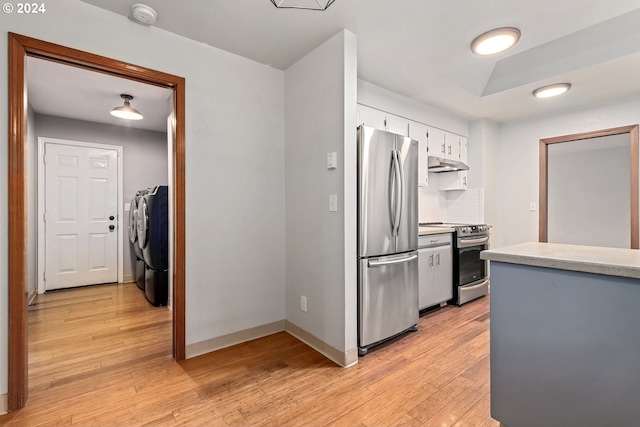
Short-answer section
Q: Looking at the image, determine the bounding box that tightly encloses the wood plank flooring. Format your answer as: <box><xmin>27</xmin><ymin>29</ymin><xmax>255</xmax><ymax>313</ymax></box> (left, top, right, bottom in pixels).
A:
<box><xmin>1</xmin><ymin>282</ymin><xmax>498</xmax><ymax>426</ymax></box>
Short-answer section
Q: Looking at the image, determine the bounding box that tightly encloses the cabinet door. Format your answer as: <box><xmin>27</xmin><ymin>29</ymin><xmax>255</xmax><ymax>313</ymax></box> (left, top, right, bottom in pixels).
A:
<box><xmin>459</xmin><ymin>136</ymin><xmax>468</xmax><ymax>164</ymax></box>
<box><xmin>386</xmin><ymin>114</ymin><xmax>409</xmax><ymax>137</ymax></box>
<box><xmin>438</xmin><ymin>171</ymin><xmax>463</xmax><ymax>191</ymax></box>
<box><xmin>409</xmin><ymin>122</ymin><xmax>429</xmax><ymax>187</ymax></box>
<box><xmin>357</xmin><ymin>105</ymin><xmax>387</xmax><ymax>130</ymax></box>
<box><xmin>429</xmin><ymin>127</ymin><xmax>446</xmax><ymax>158</ymax></box>
<box><xmin>446</xmin><ymin>132</ymin><xmax>461</xmax><ymax>160</ymax></box>
<box><xmin>433</xmin><ymin>246</ymin><xmax>453</xmax><ymax>303</ymax></box>
<box><xmin>418</xmin><ymin>248</ymin><xmax>435</xmax><ymax>310</ymax></box>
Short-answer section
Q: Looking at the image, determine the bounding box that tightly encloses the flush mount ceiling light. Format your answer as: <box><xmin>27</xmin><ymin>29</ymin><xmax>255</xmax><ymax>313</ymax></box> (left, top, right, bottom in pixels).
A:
<box><xmin>270</xmin><ymin>0</ymin><xmax>336</xmax><ymax>11</ymax></box>
<box><xmin>110</xmin><ymin>94</ymin><xmax>143</xmax><ymax>120</ymax></box>
<box><xmin>471</xmin><ymin>27</ymin><xmax>521</xmax><ymax>56</ymax></box>
<box><xmin>532</xmin><ymin>83</ymin><xmax>572</xmax><ymax>98</ymax></box>
<box><xmin>131</xmin><ymin>3</ymin><xmax>157</xmax><ymax>25</ymax></box>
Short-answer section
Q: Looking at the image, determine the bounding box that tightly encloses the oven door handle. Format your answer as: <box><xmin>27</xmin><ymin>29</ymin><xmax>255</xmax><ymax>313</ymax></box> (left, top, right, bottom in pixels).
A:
<box><xmin>458</xmin><ymin>236</ymin><xmax>489</xmax><ymax>248</ymax></box>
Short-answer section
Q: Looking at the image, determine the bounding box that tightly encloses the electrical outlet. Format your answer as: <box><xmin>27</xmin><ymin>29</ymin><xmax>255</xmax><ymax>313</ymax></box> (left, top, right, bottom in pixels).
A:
<box><xmin>300</xmin><ymin>295</ymin><xmax>307</xmax><ymax>312</ymax></box>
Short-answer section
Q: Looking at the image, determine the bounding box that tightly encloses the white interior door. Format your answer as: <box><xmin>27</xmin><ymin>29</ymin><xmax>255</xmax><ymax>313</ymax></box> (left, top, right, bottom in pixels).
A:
<box><xmin>44</xmin><ymin>142</ymin><xmax>119</xmax><ymax>290</ymax></box>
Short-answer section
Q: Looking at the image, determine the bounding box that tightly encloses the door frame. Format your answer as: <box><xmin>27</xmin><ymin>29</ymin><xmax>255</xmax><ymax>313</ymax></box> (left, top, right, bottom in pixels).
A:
<box><xmin>8</xmin><ymin>33</ymin><xmax>186</xmax><ymax>411</ymax></box>
<box><xmin>539</xmin><ymin>124</ymin><xmax>639</xmax><ymax>248</ymax></box>
<box><xmin>37</xmin><ymin>138</ymin><xmax>124</xmax><ymax>294</ymax></box>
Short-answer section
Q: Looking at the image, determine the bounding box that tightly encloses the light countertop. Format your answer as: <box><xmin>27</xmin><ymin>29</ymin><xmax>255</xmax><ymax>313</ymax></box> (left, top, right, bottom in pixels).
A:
<box><xmin>481</xmin><ymin>242</ymin><xmax>640</xmax><ymax>279</ymax></box>
<box><xmin>419</xmin><ymin>226</ymin><xmax>455</xmax><ymax>236</ymax></box>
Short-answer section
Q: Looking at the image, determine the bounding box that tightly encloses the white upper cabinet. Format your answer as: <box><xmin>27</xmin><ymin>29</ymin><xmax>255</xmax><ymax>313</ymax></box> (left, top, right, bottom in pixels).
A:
<box><xmin>460</xmin><ymin>136</ymin><xmax>468</xmax><ymax>164</ymax></box>
<box><xmin>409</xmin><ymin>121</ymin><xmax>429</xmax><ymax>187</ymax></box>
<box><xmin>439</xmin><ymin>169</ymin><xmax>468</xmax><ymax>191</ymax></box>
<box><xmin>357</xmin><ymin>104</ymin><xmax>409</xmax><ymax>137</ymax></box>
<box><xmin>428</xmin><ymin>127</ymin><xmax>446</xmax><ymax>159</ymax></box>
<box><xmin>445</xmin><ymin>132</ymin><xmax>461</xmax><ymax>161</ymax></box>
<box><xmin>357</xmin><ymin>104</ymin><xmax>387</xmax><ymax>130</ymax></box>
<box><xmin>357</xmin><ymin>104</ymin><xmax>469</xmax><ymax>190</ymax></box>
<box><xmin>386</xmin><ymin>115</ymin><xmax>410</xmax><ymax>137</ymax></box>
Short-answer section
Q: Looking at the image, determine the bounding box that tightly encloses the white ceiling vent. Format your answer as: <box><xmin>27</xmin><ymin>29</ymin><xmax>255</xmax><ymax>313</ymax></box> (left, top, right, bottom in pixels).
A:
<box><xmin>131</xmin><ymin>3</ymin><xmax>157</xmax><ymax>25</ymax></box>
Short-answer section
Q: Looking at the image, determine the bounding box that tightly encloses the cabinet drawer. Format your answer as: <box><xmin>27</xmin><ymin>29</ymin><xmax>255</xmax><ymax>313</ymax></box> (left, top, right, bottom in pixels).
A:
<box><xmin>418</xmin><ymin>233</ymin><xmax>452</xmax><ymax>248</ymax></box>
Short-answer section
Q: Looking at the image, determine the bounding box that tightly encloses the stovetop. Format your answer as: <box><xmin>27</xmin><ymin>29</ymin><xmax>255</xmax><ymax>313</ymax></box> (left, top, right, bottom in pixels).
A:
<box><xmin>419</xmin><ymin>222</ymin><xmax>491</xmax><ymax>236</ymax></box>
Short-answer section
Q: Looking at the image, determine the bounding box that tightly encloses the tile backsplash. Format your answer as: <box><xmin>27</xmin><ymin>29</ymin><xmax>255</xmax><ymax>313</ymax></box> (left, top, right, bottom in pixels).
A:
<box><xmin>418</xmin><ymin>176</ymin><xmax>484</xmax><ymax>224</ymax></box>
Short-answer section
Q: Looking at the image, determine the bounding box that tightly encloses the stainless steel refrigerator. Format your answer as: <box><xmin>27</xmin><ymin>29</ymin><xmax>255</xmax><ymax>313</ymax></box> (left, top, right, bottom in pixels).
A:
<box><xmin>357</xmin><ymin>125</ymin><xmax>419</xmax><ymax>356</ymax></box>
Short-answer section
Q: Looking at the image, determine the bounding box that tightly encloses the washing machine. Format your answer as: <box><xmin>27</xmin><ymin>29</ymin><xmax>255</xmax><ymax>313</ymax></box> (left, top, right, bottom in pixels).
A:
<box><xmin>137</xmin><ymin>185</ymin><xmax>169</xmax><ymax>306</ymax></box>
<box><xmin>129</xmin><ymin>189</ymin><xmax>150</xmax><ymax>291</ymax></box>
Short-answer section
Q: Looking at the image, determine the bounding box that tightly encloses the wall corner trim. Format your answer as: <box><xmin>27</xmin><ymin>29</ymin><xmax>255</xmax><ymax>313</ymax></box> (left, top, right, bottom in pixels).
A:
<box><xmin>285</xmin><ymin>320</ymin><xmax>358</xmax><ymax>367</ymax></box>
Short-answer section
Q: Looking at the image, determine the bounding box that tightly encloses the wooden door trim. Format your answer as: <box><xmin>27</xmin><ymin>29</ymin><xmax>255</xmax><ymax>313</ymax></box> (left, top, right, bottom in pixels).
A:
<box><xmin>8</xmin><ymin>33</ymin><xmax>186</xmax><ymax>411</ymax></box>
<box><xmin>539</xmin><ymin>125</ymin><xmax>639</xmax><ymax>248</ymax></box>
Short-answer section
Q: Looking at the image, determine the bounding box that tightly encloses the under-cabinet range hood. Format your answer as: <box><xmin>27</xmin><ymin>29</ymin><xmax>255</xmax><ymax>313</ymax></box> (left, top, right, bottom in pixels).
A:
<box><xmin>427</xmin><ymin>156</ymin><xmax>469</xmax><ymax>172</ymax></box>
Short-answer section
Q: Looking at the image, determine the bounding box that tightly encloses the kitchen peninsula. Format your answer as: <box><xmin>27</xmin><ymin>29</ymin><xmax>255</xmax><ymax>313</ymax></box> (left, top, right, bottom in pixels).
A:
<box><xmin>481</xmin><ymin>242</ymin><xmax>640</xmax><ymax>427</ymax></box>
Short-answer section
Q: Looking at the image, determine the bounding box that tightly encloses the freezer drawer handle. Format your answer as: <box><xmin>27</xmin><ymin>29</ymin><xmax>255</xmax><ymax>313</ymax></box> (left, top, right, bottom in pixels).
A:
<box><xmin>368</xmin><ymin>254</ymin><xmax>417</xmax><ymax>267</ymax></box>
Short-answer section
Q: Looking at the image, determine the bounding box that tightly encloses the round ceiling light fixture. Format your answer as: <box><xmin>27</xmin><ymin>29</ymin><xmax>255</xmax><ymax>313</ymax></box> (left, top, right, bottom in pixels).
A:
<box><xmin>110</xmin><ymin>94</ymin><xmax>144</xmax><ymax>120</ymax></box>
<box><xmin>532</xmin><ymin>83</ymin><xmax>572</xmax><ymax>99</ymax></box>
<box><xmin>131</xmin><ymin>3</ymin><xmax>157</xmax><ymax>25</ymax></box>
<box><xmin>471</xmin><ymin>27</ymin><xmax>521</xmax><ymax>56</ymax></box>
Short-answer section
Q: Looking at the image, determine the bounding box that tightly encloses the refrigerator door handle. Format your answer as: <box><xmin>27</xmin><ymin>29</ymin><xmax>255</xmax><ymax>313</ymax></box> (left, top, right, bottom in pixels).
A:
<box><xmin>391</xmin><ymin>150</ymin><xmax>402</xmax><ymax>236</ymax></box>
<box><xmin>389</xmin><ymin>150</ymin><xmax>399</xmax><ymax>235</ymax></box>
<box><xmin>368</xmin><ymin>253</ymin><xmax>418</xmax><ymax>267</ymax></box>
<box><xmin>394</xmin><ymin>149</ymin><xmax>404</xmax><ymax>236</ymax></box>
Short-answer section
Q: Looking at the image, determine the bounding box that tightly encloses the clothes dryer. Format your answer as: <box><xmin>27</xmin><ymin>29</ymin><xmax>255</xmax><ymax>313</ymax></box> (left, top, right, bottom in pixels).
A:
<box><xmin>129</xmin><ymin>189</ymin><xmax>150</xmax><ymax>291</ymax></box>
<box><xmin>137</xmin><ymin>185</ymin><xmax>169</xmax><ymax>306</ymax></box>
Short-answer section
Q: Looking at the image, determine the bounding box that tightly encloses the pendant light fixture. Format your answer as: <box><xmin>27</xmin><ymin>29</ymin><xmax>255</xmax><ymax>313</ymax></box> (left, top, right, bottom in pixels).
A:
<box><xmin>110</xmin><ymin>94</ymin><xmax>143</xmax><ymax>120</ymax></box>
<box><xmin>270</xmin><ymin>0</ymin><xmax>336</xmax><ymax>11</ymax></box>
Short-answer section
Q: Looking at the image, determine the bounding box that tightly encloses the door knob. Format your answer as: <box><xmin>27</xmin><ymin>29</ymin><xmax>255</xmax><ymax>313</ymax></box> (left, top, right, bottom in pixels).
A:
<box><xmin>109</xmin><ymin>215</ymin><xmax>115</xmax><ymax>221</ymax></box>
<box><xmin>109</xmin><ymin>225</ymin><xmax>115</xmax><ymax>231</ymax></box>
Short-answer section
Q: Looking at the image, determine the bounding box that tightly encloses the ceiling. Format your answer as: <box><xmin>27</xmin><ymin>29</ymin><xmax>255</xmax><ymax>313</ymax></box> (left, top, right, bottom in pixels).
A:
<box><xmin>27</xmin><ymin>57</ymin><xmax>172</xmax><ymax>132</ymax></box>
<box><xmin>30</xmin><ymin>0</ymin><xmax>640</xmax><ymax>131</ymax></box>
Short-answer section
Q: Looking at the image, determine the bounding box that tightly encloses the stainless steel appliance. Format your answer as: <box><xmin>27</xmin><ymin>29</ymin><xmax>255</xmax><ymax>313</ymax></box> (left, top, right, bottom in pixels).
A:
<box><xmin>454</xmin><ymin>224</ymin><xmax>490</xmax><ymax>305</ymax></box>
<box><xmin>419</xmin><ymin>222</ymin><xmax>491</xmax><ymax>305</ymax></box>
<box><xmin>357</xmin><ymin>125</ymin><xmax>419</xmax><ymax>356</ymax></box>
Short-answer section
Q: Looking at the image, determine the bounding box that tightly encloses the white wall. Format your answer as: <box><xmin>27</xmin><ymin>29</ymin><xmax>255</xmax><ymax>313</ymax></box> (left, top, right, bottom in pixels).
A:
<box><xmin>0</xmin><ymin>0</ymin><xmax>286</xmax><ymax>395</ymax></box>
<box><xmin>548</xmin><ymin>142</ymin><xmax>630</xmax><ymax>248</ymax></box>
<box><xmin>495</xmin><ymin>95</ymin><xmax>640</xmax><ymax>248</ymax></box>
<box><xmin>284</xmin><ymin>30</ymin><xmax>358</xmax><ymax>366</ymax></box>
<box><xmin>33</xmin><ymin>114</ymin><xmax>169</xmax><ymax>281</ymax></box>
<box><xmin>468</xmin><ymin>119</ymin><xmax>499</xmax><ymax>238</ymax></box>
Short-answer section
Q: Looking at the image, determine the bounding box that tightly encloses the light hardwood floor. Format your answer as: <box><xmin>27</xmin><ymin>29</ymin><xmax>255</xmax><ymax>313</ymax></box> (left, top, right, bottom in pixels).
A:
<box><xmin>1</xmin><ymin>282</ymin><xmax>497</xmax><ymax>426</ymax></box>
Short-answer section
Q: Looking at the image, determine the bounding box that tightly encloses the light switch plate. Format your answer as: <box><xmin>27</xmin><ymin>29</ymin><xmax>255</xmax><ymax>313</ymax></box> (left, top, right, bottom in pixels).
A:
<box><xmin>125</xmin><ymin>203</ymin><xmax>131</xmax><ymax>212</ymax></box>
<box><xmin>327</xmin><ymin>152</ymin><xmax>337</xmax><ymax>169</ymax></box>
<box><xmin>329</xmin><ymin>194</ymin><xmax>338</xmax><ymax>212</ymax></box>
<box><xmin>529</xmin><ymin>201</ymin><xmax>537</xmax><ymax>212</ymax></box>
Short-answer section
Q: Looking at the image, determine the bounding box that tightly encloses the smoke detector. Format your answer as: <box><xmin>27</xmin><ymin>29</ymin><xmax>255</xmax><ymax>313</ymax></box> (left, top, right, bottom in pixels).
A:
<box><xmin>131</xmin><ymin>3</ymin><xmax>157</xmax><ymax>25</ymax></box>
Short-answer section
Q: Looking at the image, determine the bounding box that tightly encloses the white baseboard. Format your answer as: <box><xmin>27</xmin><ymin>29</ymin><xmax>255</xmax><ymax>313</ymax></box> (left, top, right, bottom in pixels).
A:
<box><xmin>285</xmin><ymin>320</ymin><xmax>358</xmax><ymax>368</ymax></box>
<box><xmin>185</xmin><ymin>320</ymin><xmax>285</xmax><ymax>359</ymax></box>
<box><xmin>27</xmin><ymin>287</ymin><xmax>37</xmax><ymax>306</ymax></box>
<box><xmin>123</xmin><ymin>274</ymin><xmax>135</xmax><ymax>283</ymax></box>
<box><xmin>185</xmin><ymin>320</ymin><xmax>359</xmax><ymax>369</ymax></box>
<box><xmin>0</xmin><ymin>393</ymin><xmax>7</xmax><ymax>415</ymax></box>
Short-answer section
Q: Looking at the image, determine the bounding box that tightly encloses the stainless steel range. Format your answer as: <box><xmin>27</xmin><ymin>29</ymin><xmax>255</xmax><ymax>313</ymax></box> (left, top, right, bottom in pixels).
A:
<box><xmin>420</xmin><ymin>222</ymin><xmax>491</xmax><ymax>305</ymax></box>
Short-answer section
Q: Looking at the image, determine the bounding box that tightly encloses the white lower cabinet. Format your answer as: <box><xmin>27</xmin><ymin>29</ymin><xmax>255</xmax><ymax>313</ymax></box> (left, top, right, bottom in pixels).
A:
<box><xmin>418</xmin><ymin>233</ymin><xmax>453</xmax><ymax>310</ymax></box>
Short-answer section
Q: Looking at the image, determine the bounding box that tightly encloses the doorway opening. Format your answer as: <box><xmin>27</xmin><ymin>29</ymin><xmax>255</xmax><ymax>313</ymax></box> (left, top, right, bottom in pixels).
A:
<box><xmin>539</xmin><ymin>125</ymin><xmax>639</xmax><ymax>248</ymax></box>
<box><xmin>8</xmin><ymin>33</ymin><xmax>186</xmax><ymax>412</ymax></box>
